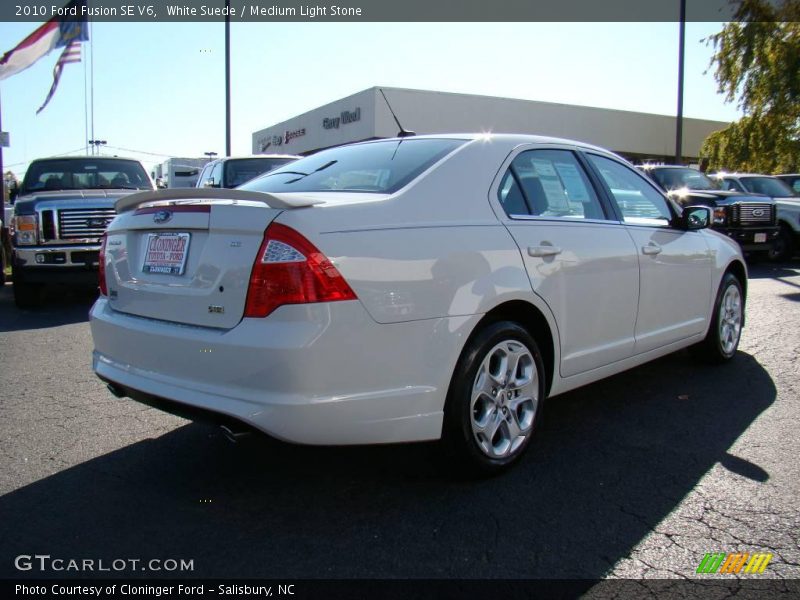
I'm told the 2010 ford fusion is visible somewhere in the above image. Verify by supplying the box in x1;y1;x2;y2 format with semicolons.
90;134;747;474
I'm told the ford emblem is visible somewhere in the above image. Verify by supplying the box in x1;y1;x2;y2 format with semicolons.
752;209;764;217
153;210;172;224
86;218;107;228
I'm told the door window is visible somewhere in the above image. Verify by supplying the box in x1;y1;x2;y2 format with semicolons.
588;155;673;225
497;149;606;220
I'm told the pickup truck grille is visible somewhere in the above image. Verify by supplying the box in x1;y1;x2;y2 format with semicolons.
57;208;116;240
730;203;775;226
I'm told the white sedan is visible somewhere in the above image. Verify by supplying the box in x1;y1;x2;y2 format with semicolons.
90;134;746;474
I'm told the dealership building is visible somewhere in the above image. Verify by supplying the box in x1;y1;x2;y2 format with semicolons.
252;86;728;164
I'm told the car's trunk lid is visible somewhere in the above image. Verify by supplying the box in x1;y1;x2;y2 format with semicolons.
104;190;323;329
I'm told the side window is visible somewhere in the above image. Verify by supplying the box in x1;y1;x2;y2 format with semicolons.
587;155;672;225
210;162;223;187
722;178;745;192
497;149;605;220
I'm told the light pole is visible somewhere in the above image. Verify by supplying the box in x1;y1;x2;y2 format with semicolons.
204;151;218;161
88;139;107;155
675;0;686;164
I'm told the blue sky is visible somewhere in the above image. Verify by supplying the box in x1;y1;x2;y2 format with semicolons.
0;21;741;178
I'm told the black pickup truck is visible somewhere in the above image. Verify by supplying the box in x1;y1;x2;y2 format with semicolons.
9;156;154;308
638;165;779;254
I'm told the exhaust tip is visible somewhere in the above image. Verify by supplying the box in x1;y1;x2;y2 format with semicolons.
220;424;252;444
106;383;126;398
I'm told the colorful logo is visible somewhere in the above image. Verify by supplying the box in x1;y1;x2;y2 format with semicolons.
697;552;773;574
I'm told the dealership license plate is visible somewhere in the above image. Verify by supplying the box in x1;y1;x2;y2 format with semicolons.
754;233;767;243
143;232;191;275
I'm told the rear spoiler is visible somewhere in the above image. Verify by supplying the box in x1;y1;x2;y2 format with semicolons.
115;188;325;213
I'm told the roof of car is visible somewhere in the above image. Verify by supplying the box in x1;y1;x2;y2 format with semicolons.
356;133;617;155
711;172;782;179
637;164;696;170
30;155;141;162
206;154;301;163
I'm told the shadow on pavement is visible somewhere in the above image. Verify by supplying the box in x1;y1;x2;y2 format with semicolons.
0;283;95;332
0;351;775;579
746;261;799;280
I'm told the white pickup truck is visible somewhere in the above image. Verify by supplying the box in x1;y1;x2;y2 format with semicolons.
9;156;154;307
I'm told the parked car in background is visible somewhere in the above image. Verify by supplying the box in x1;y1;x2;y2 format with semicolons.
91;134;747;475
639;164;779;256
10;156;154;308
0;214;5;286
196;155;299;189
776;174;800;195
713;173;800;261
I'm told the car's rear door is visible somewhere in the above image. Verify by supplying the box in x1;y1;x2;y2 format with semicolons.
494;146;640;378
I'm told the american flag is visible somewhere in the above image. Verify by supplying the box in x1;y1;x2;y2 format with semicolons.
36;40;82;114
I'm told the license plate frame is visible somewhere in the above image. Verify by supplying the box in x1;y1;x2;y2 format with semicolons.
142;232;191;275
754;233;767;243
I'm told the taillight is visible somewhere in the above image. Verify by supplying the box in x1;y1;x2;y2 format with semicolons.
98;234;108;296
244;223;356;318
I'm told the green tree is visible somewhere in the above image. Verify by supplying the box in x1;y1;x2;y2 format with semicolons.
701;1;800;173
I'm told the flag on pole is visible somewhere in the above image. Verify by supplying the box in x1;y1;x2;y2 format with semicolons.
36;41;82;114
0;0;88;82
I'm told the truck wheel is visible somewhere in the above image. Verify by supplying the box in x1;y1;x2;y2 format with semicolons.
12;268;44;309
441;321;546;476
690;272;744;364
768;224;795;262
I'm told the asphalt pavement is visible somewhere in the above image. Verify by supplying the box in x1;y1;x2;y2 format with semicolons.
0;263;798;583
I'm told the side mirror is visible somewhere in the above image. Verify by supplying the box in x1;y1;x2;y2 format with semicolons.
8;182;19;204
203;177;216;188
680;205;711;230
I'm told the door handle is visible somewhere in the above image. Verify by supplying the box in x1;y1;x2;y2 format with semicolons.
642;243;662;255
528;245;562;257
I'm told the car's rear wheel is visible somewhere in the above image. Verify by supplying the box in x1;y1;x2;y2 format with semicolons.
768;224;794;262
442;321;545;476
690;272;744;363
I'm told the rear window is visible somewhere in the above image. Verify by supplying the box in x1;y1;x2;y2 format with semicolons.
650;168;719;191
225;157;296;187
21;159;152;194
239;139;465;195
741;176;795;197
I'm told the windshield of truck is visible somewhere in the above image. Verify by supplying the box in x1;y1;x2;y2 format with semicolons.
239;139;466;194
226;157;297;187
21;159;153;194
741;176;796;197
651;168;719;191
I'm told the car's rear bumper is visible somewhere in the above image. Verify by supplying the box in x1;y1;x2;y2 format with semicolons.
90;298;477;445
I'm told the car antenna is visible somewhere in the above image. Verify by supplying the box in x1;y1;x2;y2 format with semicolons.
379;88;415;138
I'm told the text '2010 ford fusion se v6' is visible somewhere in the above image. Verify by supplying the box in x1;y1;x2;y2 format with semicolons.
89;134;747;475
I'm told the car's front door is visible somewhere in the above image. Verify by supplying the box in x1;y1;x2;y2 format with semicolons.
586;154;713;354
495;147;640;378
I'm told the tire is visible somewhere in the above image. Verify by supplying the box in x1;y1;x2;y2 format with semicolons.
690;272;744;363
442;321;546;476
768;224;795;262
12;267;44;309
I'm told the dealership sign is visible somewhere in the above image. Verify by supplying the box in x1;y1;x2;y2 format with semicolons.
258;127;306;151
323;107;361;130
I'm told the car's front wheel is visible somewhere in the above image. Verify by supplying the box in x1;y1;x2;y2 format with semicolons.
768;224;795;262
442;321;546;476
690;272;744;363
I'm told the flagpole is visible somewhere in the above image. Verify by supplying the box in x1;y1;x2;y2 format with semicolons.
89;15;95;155
84;42;89;155
0;87;5;201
